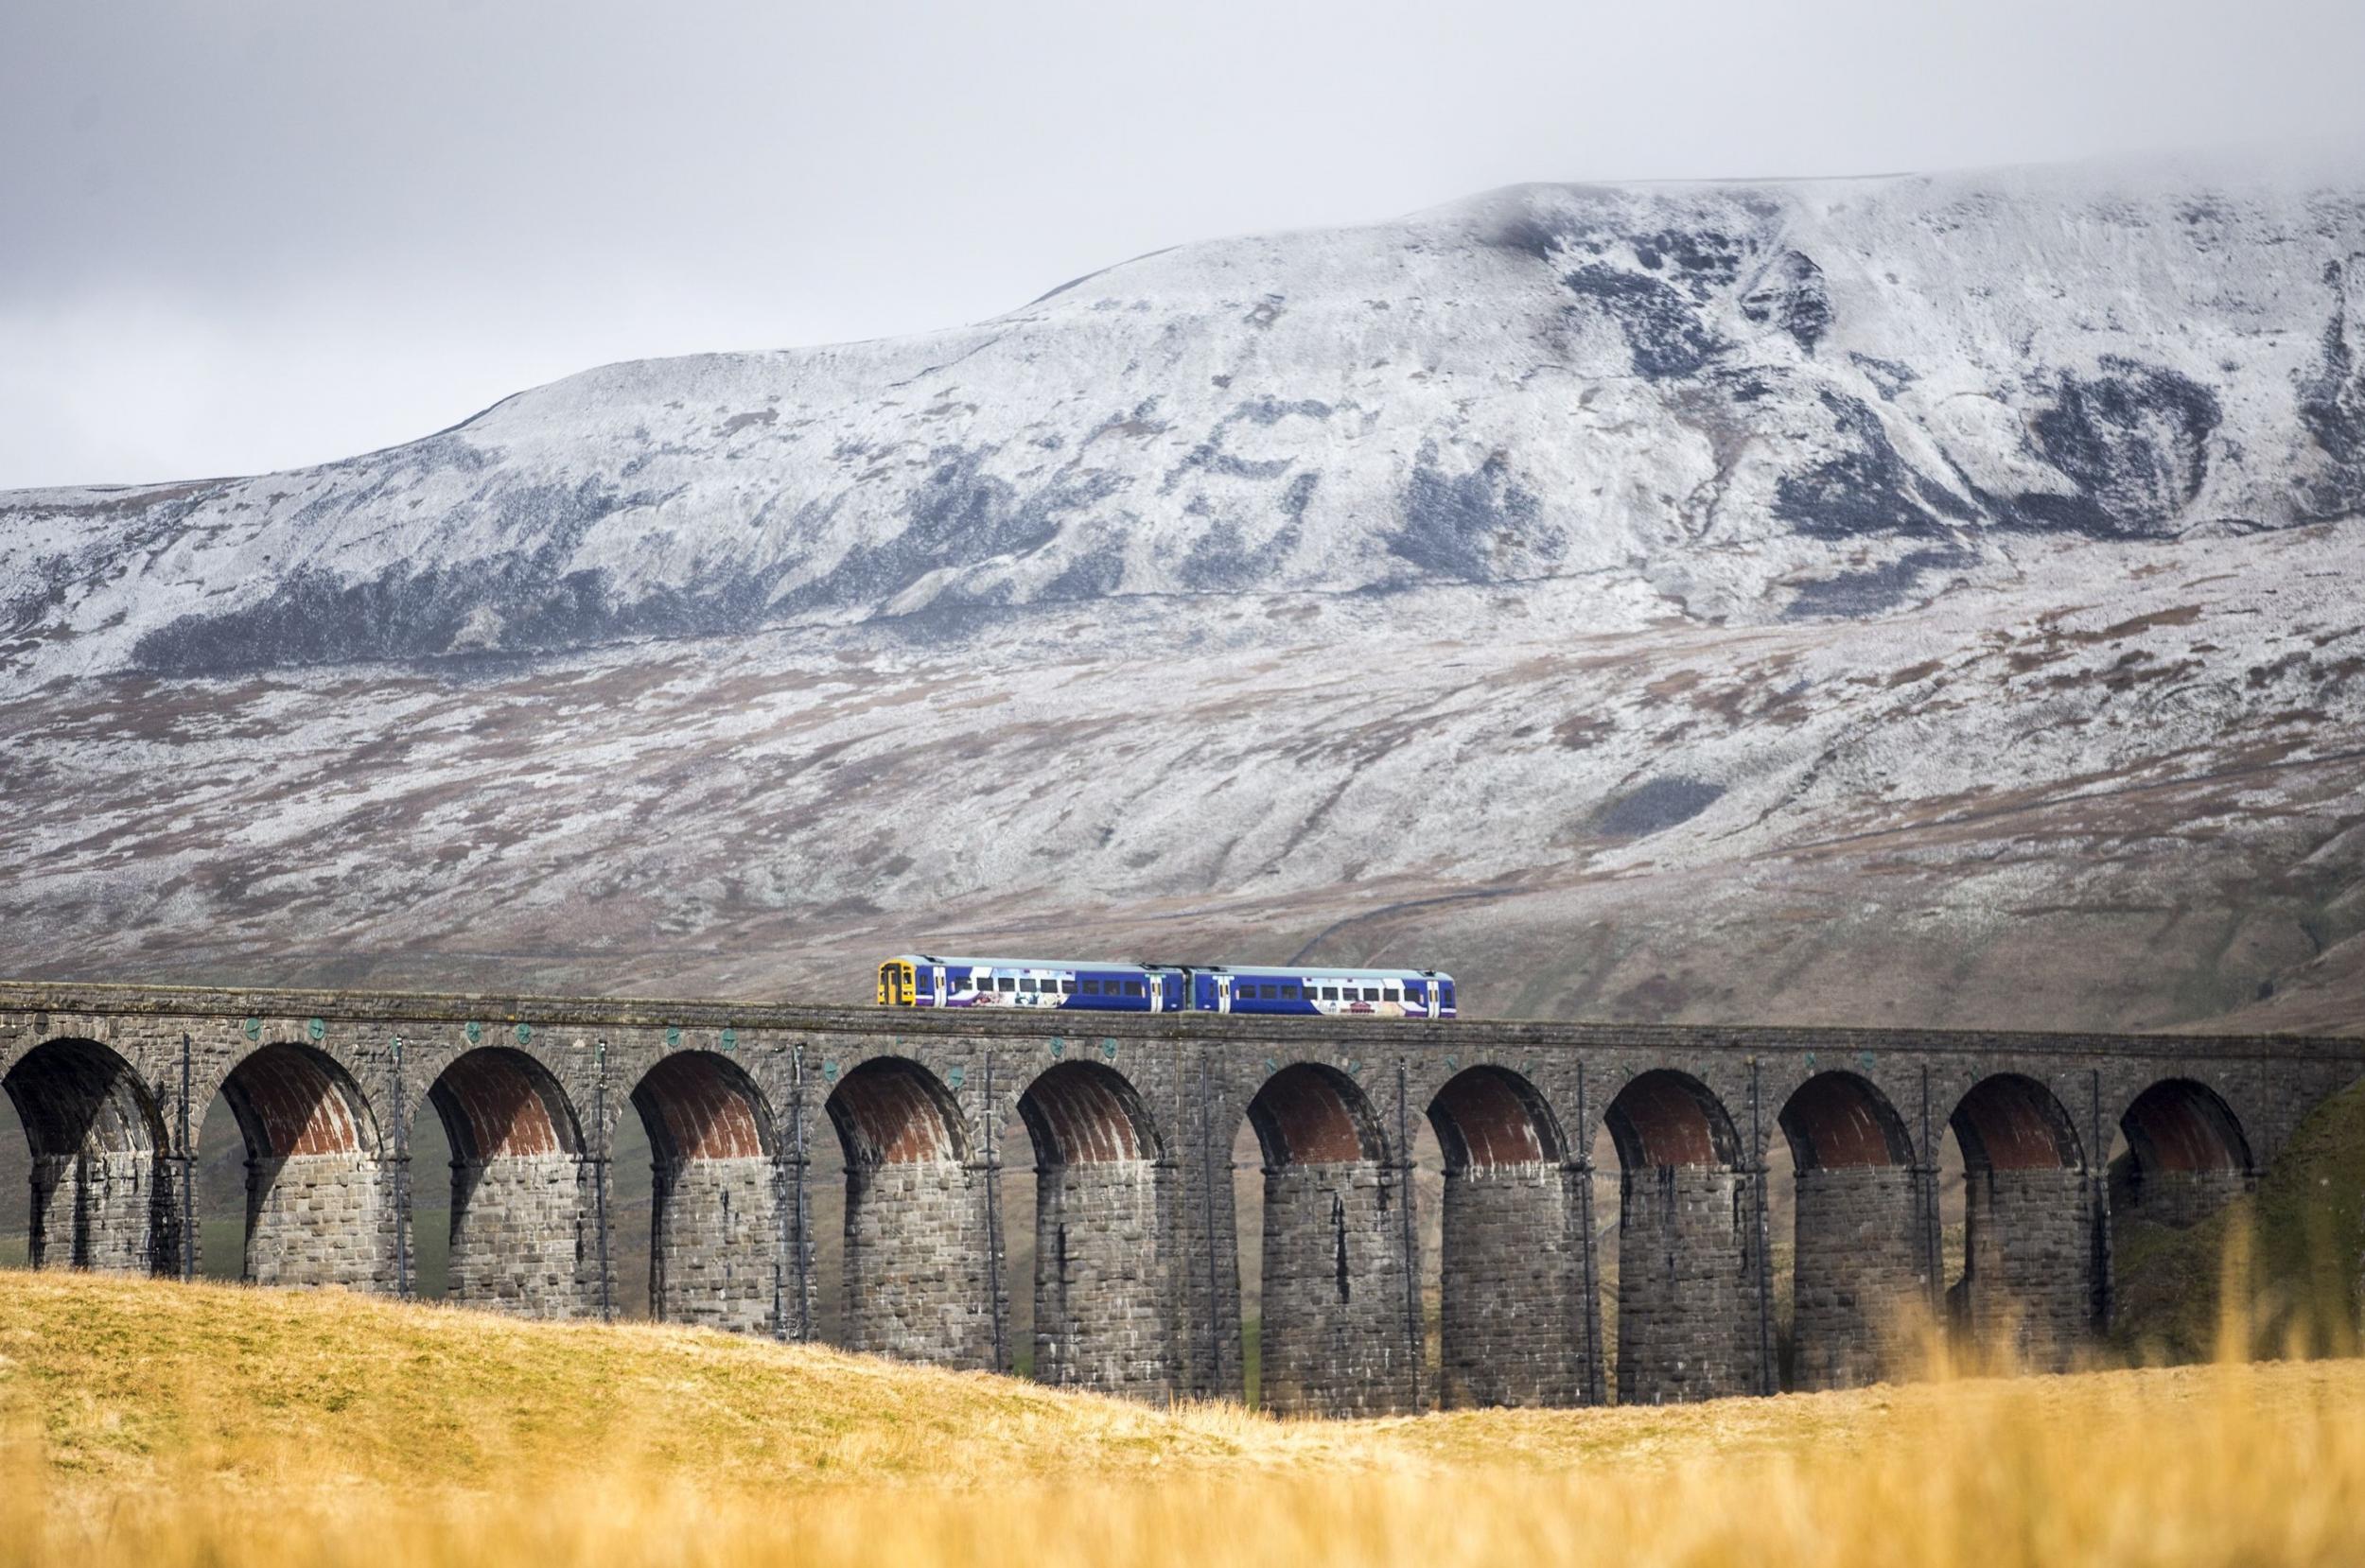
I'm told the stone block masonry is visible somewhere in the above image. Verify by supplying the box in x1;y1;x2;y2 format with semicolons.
243;1152;395;1290
1;983;2356;1411
1258;1159;1417;1417
1616;1165;1753;1404
1791;1165;1926;1390
1960;1167;2094;1371
651;1155;778;1333
447;1155;593;1317
29;1150;182;1274
1438;1163;1582;1408
1032;1159;1175;1398
843;1159;997;1368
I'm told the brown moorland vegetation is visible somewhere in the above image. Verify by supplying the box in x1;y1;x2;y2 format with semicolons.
2;1259;2362;1567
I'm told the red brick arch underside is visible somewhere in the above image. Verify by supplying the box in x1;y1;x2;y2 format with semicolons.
2121;1078;2250;1174
1779;1071;1913;1170
427;1047;582;1160
219;1044;374;1158
2;1037;164;1159
631;1052;771;1162
1951;1074;2082;1172
827;1057;967;1166
1605;1069;1740;1170
1247;1062;1383;1167
1019;1060;1161;1166
1428;1066;1564;1170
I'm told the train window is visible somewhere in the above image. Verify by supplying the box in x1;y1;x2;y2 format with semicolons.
999;976;1017;992
1361;986;1380;1002
1020;978;1039;993
1322;986;1339;1001
1124;980;1144;997
1281;984;1299;999
1060;979;1077;994
1383;986;1401;1002
1082;979;1101;994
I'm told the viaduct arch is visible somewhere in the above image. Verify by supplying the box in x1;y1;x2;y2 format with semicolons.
630;1050;779;1333
2114;1078;2252;1229
1950;1072;2090;1369
1;983;2355;1414
1018;1059;1173;1398
1427;1065;1577;1409
1245;1062;1410;1416
1780;1071;1922;1389
825;1055;995;1368
426;1045;591;1317
211;1042;393;1290
3;1036;178;1274
1604;1069;1755;1404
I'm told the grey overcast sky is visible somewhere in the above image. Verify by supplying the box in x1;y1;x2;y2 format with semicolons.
5;0;2363;491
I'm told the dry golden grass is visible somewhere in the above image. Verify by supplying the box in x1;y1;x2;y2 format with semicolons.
2;1265;2362;1566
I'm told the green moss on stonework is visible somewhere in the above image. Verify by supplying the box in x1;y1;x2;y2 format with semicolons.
2110;1079;2365;1365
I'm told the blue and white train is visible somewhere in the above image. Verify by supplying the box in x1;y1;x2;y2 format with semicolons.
875;956;1456;1019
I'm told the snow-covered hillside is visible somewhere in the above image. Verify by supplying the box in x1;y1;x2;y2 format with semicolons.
4;161;2362;1031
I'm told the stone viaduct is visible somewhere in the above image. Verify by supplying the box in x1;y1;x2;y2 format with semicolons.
2;981;2356;1414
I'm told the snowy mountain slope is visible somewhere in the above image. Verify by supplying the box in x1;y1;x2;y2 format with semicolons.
2;160;2362;1029
9;163;2365;683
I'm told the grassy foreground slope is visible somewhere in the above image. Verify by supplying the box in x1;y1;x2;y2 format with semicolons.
3;1273;2365;1566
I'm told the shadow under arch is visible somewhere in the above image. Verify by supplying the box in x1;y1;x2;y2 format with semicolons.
1428;1065;1566;1171
628;1051;780;1334
1019;1059;1164;1167
1778;1071;1924;1390
215;1042;393;1291
2114;1077;2252;1230
1243;1062;1413;1417
421;1046;589;1319
3;1037;177;1274
1602;1069;1755;1404
823;1056;993;1369
1947;1073;2091;1371
1426;1065;1581;1410
827;1056;968;1168
1017;1060;1173;1397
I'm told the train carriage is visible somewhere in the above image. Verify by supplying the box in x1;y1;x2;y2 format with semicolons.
877;956;1185;1012
877;955;1453;1019
1188;965;1454;1019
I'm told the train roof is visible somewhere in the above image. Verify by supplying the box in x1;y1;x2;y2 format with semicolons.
886;954;1448;979
887;955;1151;970
1191;964;1450;979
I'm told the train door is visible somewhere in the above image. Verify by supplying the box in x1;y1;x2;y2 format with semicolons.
1147;971;1164;1014
1215;973;1233;1014
931;966;946;1007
